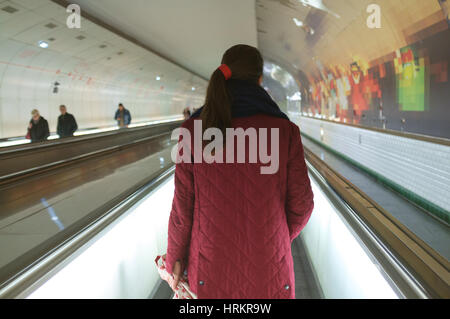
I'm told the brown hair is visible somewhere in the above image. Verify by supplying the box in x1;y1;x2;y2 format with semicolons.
200;44;263;138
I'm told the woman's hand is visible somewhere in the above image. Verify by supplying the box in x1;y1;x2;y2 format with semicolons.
162;254;182;292
170;260;182;291
28;123;32;129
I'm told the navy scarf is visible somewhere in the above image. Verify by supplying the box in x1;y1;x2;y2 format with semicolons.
191;79;289;121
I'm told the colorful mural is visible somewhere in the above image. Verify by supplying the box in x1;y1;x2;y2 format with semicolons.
395;46;427;112
301;28;450;138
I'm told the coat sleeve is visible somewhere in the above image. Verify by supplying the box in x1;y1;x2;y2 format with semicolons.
43;120;50;140
285;124;314;243
57;116;62;136
71;115;78;133
165;129;194;274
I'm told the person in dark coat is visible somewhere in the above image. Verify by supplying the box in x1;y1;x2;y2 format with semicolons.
114;103;132;128
165;45;314;299
57;105;78;138
28;109;50;143
183;107;191;120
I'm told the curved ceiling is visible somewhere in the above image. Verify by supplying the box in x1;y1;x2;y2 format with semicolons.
59;0;448;87
66;0;259;80
0;0;208;137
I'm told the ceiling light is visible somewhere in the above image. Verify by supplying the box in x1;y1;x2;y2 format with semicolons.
289;92;302;101
156;76;161;81
191;87;196;91
293;18;303;27
297;0;340;19
38;41;49;49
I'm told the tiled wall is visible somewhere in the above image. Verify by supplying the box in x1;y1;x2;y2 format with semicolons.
0;0;207;138
295;115;450;215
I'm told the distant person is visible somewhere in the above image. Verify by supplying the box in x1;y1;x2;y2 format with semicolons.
27;109;50;143
114;103;132;128
57;105;78;138
183;107;191;120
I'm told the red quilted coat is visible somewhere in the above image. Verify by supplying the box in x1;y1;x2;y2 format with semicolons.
166;114;314;299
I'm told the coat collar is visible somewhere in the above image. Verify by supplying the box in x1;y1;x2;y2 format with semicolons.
191;79;289;121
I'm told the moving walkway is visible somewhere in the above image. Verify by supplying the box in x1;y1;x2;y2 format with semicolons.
0;119;448;298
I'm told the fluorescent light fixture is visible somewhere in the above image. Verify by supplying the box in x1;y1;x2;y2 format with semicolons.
297;0;341;19
191;87;196;91
289;92;302;101
156;76;161;81
38;41;49;48
293;18;303;27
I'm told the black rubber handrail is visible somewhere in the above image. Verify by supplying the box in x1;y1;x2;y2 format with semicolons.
0;120;182;181
304;147;449;298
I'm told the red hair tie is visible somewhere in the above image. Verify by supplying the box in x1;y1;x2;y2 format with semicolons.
218;64;232;80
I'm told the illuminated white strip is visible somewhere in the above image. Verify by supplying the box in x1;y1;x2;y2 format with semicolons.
302;175;399;298
0;116;183;148
27;176;175;299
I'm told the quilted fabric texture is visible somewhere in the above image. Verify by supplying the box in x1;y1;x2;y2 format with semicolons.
166;114;314;299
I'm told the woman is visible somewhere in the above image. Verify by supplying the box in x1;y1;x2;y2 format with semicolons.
166;45;314;299
27;109;50;143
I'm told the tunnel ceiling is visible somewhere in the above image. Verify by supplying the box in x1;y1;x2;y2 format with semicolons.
66;0;447;86
67;0;259;80
256;0;447;77
0;0;209;138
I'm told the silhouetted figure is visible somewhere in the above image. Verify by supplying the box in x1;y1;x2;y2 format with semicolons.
28;109;49;143
57;105;78;138
183;107;191;120
114;103;132;128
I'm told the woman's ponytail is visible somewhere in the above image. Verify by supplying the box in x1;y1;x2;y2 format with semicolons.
200;67;232;139
200;45;263;142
